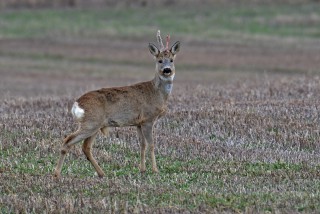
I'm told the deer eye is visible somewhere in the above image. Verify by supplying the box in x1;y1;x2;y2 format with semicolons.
158;60;163;63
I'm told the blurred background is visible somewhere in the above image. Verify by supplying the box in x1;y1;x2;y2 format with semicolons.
0;0;320;99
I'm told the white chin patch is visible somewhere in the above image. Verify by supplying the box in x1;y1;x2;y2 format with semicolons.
71;102;84;119
160;73;175;81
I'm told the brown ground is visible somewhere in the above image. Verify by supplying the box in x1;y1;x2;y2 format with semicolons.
0;37;319;100
2;35;320;212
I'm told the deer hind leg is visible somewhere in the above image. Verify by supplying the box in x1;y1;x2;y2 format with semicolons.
137;126;147;173
82;132;105;177
141;123;158;173
54;127;98;178
100;126;109;136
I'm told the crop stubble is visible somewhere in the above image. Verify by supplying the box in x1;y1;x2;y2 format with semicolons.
1;35;320;212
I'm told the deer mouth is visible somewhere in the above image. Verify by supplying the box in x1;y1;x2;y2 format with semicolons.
162;68;172;76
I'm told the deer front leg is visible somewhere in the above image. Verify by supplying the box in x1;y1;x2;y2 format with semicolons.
137;126;147;173
141;123;158;173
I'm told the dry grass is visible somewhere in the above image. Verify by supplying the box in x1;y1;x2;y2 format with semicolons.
1;74;320;213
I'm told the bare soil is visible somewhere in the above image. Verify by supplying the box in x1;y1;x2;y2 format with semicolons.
0;37;319;99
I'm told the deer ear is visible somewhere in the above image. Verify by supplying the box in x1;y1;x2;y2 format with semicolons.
170;41;180;55
148;43;160;56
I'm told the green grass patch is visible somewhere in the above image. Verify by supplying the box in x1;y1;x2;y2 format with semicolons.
1;3;320;40
2;135;320;212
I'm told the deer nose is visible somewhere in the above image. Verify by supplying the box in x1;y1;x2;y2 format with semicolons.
163;68;172;75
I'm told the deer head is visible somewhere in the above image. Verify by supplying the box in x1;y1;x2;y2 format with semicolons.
148;30;180;82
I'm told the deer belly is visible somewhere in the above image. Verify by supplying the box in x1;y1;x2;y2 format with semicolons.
105;112;146;127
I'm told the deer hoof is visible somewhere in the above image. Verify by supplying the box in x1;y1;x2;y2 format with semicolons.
139;165;146;173
139;164;146;173
53;171;61;179
98;172;105;178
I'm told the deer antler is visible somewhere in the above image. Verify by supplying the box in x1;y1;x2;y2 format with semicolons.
166;34;170;50
157;30;165;51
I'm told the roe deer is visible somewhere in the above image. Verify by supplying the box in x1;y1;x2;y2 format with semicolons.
53;30;180;178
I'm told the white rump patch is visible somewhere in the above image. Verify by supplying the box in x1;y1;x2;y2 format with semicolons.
71;102;84;119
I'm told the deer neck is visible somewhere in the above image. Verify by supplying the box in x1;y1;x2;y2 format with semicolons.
152;72;174;100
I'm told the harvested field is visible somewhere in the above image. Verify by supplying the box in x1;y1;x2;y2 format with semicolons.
1;2;320;213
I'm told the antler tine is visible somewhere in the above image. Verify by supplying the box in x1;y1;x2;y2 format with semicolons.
166;34;170;50
157;30;164;51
